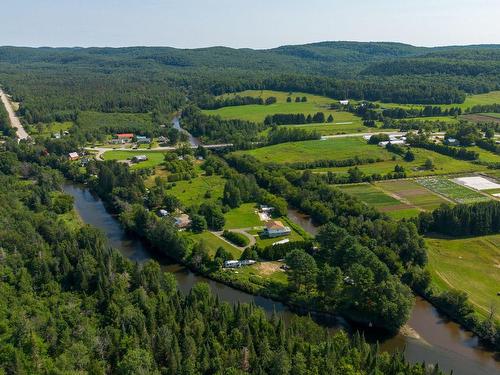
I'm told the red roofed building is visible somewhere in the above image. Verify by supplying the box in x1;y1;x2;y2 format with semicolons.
116;133;134;139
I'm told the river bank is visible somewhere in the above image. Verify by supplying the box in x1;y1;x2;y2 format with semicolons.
64;182;500;375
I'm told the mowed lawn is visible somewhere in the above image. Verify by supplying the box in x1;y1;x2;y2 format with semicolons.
102;150;167;169
238;137;393;163
377;179;450;211
224;203;262;229
185;231;241;259
338;183;420;219
426;234;500;320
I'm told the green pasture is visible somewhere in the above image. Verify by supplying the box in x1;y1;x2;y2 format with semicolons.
165;174;226;207
426;234;500;320
237;137;393;164
204;90;366;124
231;261;288;286
310;147;487;177
467;146;500;163
375;91;500;111
102;150;167;169
417;176;490;204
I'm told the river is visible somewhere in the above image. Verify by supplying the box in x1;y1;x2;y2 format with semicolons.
172;116;201;147
64;183;499;375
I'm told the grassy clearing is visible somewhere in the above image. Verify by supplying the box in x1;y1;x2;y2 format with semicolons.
186;231;241;259
377;179;449;211
311;147;486;177
467;146;500;163
224;203;262;229
417;176;490;204
426;234;500;320
30;121;73;137
102;150;167;169
232;261;288;286
165;174;225;206
337;183;420;219
238;137;393;164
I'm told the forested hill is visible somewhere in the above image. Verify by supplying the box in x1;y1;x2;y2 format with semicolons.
1;41;500;123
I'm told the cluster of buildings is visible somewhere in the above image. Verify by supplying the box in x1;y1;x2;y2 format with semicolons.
110;133;152;145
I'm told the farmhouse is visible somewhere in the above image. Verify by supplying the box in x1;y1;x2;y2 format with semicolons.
264;220;291;238
339;99;349;105
132;155;148;163
68;152;79;161
115;133;134;141
444;138;460;146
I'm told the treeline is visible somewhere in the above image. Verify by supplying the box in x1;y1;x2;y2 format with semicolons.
417;201;500;237
0;99;15;137
198;94;266;109
181;106;264;144
0;157;444;374
382;105;462;119
264;112;330;125
267;127;321;145
407;133;479;160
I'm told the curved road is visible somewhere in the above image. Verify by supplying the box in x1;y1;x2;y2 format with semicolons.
0;89;28;141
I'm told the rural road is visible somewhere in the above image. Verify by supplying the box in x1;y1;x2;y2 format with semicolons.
86;143;234;160
0;89;29;141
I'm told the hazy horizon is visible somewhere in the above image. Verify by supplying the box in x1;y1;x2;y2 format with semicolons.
1;0;498;49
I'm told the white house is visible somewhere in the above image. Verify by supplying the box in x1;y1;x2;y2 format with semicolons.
339;100;349;105
224;260;240;268
264;220;291;238
378;141;390;147
132;155;148;163
444;138;460;146
68;152;79;161
158;209;169;217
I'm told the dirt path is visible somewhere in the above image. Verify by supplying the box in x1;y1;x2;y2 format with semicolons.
0;89;28;140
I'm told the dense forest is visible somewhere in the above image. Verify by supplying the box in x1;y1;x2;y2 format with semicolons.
1;42;500;126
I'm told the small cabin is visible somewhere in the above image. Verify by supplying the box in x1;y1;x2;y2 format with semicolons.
68;152;79;161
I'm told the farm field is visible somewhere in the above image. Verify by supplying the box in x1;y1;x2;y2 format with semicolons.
376;179;450;210
102;150;167;169
310;147;486;177
417;176;490;204
164;174;225;206
224;203;263;229
203;90;374;128
426;234;500;320
375;90;500;111
237;137;393;163
338;183;420;219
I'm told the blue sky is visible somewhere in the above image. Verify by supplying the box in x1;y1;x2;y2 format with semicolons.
1;0;499;48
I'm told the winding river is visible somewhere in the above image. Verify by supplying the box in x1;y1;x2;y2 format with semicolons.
64;183;499;375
